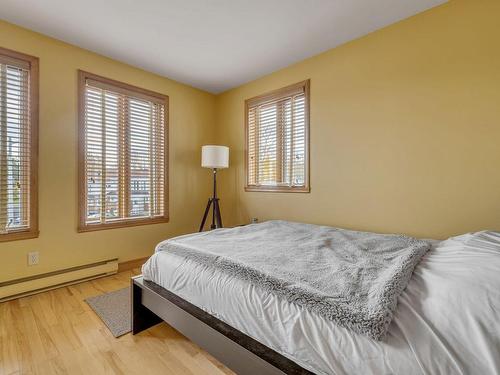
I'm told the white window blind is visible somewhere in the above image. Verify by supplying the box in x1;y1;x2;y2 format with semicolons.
79;72;168;230
246;80;309;192
0;49;37;240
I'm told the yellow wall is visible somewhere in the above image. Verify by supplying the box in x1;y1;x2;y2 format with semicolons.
0;21;216;282
215;0;500;239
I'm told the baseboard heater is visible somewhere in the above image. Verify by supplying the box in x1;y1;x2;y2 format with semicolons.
0;258;118;302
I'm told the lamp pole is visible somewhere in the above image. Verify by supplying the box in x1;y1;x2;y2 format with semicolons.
211;168;217;229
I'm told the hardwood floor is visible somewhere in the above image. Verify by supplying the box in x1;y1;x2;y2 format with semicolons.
0;269;234;375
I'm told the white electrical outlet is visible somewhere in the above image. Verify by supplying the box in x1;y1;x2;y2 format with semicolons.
28;251;39;266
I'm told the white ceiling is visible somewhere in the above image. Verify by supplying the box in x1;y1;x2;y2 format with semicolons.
0;0;446;93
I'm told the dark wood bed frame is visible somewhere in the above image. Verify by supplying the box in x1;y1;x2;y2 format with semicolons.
131;275;314;375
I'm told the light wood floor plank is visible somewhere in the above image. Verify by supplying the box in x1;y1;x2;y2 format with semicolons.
0;269;234;375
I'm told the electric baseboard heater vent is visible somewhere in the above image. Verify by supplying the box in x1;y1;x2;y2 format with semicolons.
0;258;118;302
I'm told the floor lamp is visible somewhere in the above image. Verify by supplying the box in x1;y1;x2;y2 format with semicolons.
199;145;229;231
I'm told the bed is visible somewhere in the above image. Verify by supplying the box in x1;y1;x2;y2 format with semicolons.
133;221;500;375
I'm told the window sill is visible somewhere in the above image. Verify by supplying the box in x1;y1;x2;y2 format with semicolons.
244;186;310;193
78;216;169;233
0;229;39;242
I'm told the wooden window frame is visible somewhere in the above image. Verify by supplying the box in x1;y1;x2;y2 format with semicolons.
244;80;310;193
0;47;39;242
77;70;169;232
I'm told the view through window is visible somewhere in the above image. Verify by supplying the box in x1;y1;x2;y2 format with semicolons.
78;71;168;231
0;48;38;241
245;80;309;192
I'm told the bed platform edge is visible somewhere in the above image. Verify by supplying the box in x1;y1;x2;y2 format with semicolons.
131;275;313;375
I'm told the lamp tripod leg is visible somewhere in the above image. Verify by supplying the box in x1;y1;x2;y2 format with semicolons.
214;198;223;228
199;198;212;232
200;167;224;232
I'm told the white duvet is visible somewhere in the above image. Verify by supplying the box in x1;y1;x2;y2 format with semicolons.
142;230;500;375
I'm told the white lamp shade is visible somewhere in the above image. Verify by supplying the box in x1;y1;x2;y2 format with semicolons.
201;145;229;169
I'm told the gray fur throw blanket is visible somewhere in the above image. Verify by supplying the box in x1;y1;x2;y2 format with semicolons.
155;220;431;340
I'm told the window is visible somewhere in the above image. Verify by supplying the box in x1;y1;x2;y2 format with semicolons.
245;80;310;192
78;71;168;231
0;47;38;242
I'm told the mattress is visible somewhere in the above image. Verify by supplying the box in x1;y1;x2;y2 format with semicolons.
142;229;500;375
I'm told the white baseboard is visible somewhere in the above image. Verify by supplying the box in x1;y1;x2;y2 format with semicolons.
0;258;118;302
